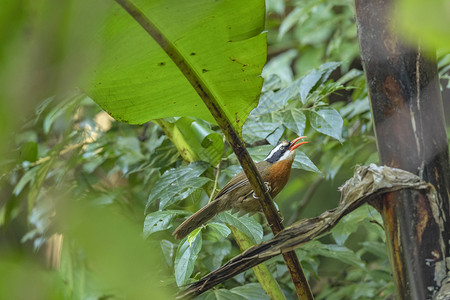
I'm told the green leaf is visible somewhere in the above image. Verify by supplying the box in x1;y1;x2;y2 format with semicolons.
269;77;303;108
331;217;359;246
197;289;247;300
202;240;232;271
13;167;39;196
187;227;203;246
43;103;66;135
243;112;281;145
251;85;295;115
262;49;297;85
309;107;343;141
42;93;83;134
278;7;302;40
207;222;231;239
116;136;146;170
359;241;388;259
19;142;38;163
160;239;175;267
146;139;181;169
174;232;202;286
164;177;210;210
365;269;392;282
299;70;323;104
339;97;370;119
266;128;285;147
218;212;263;244
311;242;365;269
13;159;53;212
294;249;320;279
317;285;358;300
266;0;284;14
191;121;214;148
282;108;306;136
244;76;310;145
299;62;341;103
143;210;188;238
146;161;211;211
332;205;377;245
337;68;364;85
83;0;266;133
174;117;224;166
231;283;270;300
292;151;321;174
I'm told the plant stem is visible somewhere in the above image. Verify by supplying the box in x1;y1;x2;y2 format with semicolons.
154;119;198;163
230;226;286;300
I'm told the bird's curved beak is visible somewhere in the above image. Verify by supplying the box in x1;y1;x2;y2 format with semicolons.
289;136;308;151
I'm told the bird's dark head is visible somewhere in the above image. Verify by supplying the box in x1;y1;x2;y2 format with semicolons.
264;136;308;163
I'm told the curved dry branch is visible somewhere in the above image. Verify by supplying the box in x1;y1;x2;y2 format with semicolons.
179;164;438;298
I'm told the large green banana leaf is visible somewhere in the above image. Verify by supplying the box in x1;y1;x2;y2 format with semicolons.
82;0;266;133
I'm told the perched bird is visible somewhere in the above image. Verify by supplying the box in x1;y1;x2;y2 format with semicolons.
172;136;308;239
178;165;407;298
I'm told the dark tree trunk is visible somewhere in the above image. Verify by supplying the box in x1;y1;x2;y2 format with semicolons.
354;0;450;298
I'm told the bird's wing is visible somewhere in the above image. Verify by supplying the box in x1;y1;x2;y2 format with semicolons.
214;176;249;199
214;161;271;200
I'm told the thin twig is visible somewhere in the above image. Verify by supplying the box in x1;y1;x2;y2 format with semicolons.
208;162;221;203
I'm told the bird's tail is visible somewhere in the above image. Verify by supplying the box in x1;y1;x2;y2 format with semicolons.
173;200;226;239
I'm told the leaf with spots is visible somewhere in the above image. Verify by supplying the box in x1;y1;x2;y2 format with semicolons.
82;0;266;134
143;210;190;238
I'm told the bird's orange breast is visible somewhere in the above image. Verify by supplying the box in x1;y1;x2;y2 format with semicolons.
265;159;294;197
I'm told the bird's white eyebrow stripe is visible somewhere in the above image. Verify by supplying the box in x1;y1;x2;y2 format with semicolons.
265;144;283;161
265;140;291;162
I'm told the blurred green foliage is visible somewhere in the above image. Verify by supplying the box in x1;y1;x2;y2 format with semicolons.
395;0;450;51
1;0;449;299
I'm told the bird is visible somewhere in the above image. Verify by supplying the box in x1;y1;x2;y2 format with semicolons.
178;165;413;298
172;136;308;239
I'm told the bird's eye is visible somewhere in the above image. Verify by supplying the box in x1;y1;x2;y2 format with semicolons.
280;146;286;151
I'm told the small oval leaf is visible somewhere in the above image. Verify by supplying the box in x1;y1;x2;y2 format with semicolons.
174;232;202;286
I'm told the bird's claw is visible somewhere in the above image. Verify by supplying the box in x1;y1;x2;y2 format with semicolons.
252;182;272;199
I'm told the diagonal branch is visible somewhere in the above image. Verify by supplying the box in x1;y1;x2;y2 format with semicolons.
113;0;312;298
178;164;439;297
